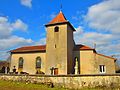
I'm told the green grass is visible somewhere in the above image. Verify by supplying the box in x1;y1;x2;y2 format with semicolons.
0;80;119;90
0;80;68;90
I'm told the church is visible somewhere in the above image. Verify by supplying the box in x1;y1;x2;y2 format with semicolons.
10;11;116;75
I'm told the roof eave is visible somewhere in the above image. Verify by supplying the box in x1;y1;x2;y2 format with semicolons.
74;49;95;51
11;50;46;53
45;21;76;31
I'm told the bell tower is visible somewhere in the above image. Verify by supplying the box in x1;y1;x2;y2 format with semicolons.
45;11;76;75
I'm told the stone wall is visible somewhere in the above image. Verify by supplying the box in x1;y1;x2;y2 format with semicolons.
0;74;120;89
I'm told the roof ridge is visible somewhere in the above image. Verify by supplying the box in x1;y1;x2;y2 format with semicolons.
74;44;94;51
76;44;93;49
19;45;46;48
97;53;116;60
10;45;46;53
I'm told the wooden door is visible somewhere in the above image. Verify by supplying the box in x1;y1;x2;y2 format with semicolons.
54;68;58;75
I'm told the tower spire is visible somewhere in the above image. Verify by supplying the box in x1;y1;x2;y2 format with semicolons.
60;0;62;12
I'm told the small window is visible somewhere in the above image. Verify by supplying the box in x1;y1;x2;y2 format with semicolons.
99;65;106;73
54;26;59;32
18;57;24;68
36;57;41;68
55;44;56;48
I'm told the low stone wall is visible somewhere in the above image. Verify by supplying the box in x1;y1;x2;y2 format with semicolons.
0;74;120;89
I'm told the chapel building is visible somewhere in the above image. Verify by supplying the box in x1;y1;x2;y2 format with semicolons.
10;11;116;75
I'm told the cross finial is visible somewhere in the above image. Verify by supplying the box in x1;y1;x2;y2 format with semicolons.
60;3;62;11
60;0;62;11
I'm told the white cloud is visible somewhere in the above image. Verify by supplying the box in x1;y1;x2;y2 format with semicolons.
20;0;32;8
74;25;120;55
98;43;120;54
35;38;46;45
0;16;28;39
0;17;12;39
0;36;33;51
0;16;33;60
0;16;8;23
85;0;120;34
0;52;10;60
73;0;120;57
74;26;83;35
82;0;120;56
74;29;113;46
12;19;28;31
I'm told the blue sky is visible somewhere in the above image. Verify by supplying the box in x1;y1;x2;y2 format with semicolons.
0;0;120;60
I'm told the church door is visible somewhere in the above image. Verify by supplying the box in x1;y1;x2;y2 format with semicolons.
54;68;58;75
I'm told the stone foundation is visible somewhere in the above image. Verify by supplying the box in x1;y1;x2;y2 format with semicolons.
0;74;120;89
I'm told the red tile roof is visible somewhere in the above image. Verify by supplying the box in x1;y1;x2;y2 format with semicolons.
10;45;46;53
74;45;115;60
48;11;68;25
10;45;115;61
10;44;94;53
97;53;116;60
45;11;76;31
74;44;94;51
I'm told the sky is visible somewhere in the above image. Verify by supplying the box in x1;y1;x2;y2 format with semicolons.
0;0;120;61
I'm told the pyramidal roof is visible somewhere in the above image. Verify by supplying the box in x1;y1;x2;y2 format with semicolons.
45;11;76;31
48;11;68;24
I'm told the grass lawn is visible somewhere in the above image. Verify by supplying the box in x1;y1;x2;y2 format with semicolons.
0;80;68;90
0;80;118;90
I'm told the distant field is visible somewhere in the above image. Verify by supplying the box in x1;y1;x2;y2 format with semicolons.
0;80;68;90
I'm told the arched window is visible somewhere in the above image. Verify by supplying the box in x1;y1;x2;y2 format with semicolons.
54;26;59;32
36;57;41;68
18;57;24;68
